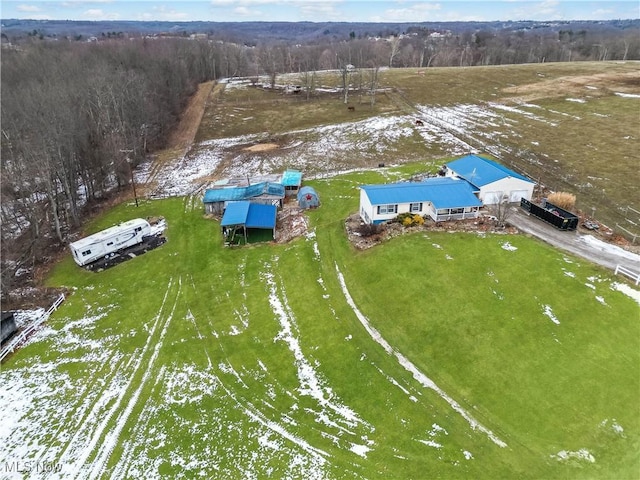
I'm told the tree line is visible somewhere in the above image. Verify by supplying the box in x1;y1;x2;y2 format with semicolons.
1;23;638;298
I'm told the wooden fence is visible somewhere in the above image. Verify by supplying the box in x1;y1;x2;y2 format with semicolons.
0;293;65;362
614;265;640;286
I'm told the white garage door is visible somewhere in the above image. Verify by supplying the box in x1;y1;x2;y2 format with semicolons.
483;191;501;204
509;190;528;203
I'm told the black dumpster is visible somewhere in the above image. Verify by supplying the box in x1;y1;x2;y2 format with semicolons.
520;198;579;231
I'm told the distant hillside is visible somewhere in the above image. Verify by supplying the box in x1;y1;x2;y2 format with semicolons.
2;18;638;44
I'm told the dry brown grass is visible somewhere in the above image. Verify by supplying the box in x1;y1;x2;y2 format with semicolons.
547;192;577;210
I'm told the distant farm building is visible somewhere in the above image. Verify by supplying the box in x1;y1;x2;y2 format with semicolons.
445;155;535;204
203;182;285;215
221;201;277;245
359;177;482;224
281;170;303;197
297;186;320;209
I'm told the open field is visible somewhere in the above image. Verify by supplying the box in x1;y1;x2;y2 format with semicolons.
2;63;639;479
182;61;640;239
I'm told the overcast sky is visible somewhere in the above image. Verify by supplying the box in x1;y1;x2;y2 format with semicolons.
2;0;638;23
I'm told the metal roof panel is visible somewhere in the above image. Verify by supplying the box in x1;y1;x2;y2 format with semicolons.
361;178;482;209
446;155;534;186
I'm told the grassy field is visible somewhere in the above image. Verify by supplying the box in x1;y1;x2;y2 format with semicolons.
2;162;639;479
3;63;639;479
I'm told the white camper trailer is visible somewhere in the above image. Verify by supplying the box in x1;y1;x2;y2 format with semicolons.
69;218;152;266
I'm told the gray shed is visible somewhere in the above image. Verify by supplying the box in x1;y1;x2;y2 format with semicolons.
297;186;320;209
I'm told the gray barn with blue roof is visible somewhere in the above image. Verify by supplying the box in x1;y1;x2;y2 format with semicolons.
359;177;483;224
445;155;535;204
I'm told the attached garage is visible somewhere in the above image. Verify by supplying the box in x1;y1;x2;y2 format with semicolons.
445;155;535;205
509;189;529;203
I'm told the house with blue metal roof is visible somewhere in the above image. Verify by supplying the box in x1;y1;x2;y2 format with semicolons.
221;201;277;244
359;177;483;224
203;182;285;215
445;155;535;204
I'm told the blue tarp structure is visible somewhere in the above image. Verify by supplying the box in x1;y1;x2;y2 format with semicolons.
203;182;285;203
281;170;303;188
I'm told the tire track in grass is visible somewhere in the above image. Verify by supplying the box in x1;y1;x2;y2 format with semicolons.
261;260;375;457
109;365;167;480
335;264;508;449
215;371;331;468
53;277;179;478
32;311;128;467
87;277;182;479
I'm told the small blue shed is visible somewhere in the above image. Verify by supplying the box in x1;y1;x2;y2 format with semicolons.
281;170;303;197
297;186;320;209
221;201;277;245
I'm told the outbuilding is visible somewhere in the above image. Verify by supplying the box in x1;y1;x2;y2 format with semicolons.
221;201;277;245
203;182;285;215
281;170;303;197
297;186;320;209
445;155;535;204
359;177;482;224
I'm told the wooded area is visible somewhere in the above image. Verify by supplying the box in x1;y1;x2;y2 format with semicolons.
1;21;639;299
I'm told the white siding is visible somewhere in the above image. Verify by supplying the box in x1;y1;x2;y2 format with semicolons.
480;178;534;204
359;189;375;224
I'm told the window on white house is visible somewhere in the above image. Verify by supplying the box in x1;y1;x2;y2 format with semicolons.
377;204;397;215
410;203;423;212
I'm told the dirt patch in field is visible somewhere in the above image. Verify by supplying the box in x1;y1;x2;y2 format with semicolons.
276;202;309;243
244;143;280;152
503;70;640;103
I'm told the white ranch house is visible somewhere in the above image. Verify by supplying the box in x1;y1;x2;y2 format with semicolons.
445;155;535;204
359;177;483;224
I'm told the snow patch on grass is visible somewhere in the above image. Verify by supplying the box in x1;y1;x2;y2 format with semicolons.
615;92;640;98
612;282;640;305
542;305;560;325
551;449;595;463
501;242;517;251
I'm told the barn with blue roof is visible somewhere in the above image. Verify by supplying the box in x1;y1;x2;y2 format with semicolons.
359;177;483;224
221;201;277;245
445;155;535;204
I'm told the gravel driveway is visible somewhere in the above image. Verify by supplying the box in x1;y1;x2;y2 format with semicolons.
507;206;640;274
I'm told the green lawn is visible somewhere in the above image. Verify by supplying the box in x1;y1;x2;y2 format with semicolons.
3;165;638;479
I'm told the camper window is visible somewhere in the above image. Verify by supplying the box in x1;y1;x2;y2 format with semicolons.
82;250;91;256
135;227;142;232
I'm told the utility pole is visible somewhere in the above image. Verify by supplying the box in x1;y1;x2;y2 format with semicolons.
120;149;138;207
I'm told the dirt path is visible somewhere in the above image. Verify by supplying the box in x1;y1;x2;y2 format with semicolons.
508;207;640;273
142;81;217;194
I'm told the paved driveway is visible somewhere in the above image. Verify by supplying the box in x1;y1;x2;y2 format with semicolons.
507;206;640;274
